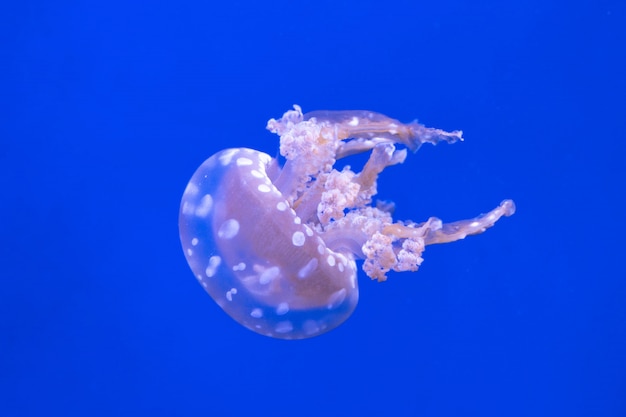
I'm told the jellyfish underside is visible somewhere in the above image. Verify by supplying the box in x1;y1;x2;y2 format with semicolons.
267;105;515;282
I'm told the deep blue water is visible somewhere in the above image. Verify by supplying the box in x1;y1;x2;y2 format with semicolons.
2;1;625;416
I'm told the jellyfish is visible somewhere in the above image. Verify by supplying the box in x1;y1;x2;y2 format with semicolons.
179;105;515;339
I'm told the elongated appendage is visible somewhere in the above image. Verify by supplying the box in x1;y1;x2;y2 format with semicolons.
383;200;516;245
424;199;516;245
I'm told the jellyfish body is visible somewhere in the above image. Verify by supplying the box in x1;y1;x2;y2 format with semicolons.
179;106;515;339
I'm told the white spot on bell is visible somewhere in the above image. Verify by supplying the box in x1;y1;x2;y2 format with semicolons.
236;157;253;166
258;153;271;166
218;219;240;239
181;201;194;215
184;182;199;195
226;287;238;301
232;262;246;271
205;256;221;277
327;288;347;309
276;302;289;315
259;266;280;285
292;231;305;247
303;320;320;336
276;201;287;211
219;149;237;166
297;258;318;279
258;184;271;193
250;308;263;318
275;321;293;334
195;194;213;217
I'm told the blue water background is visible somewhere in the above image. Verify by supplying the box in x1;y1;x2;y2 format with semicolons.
2;1;625;416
